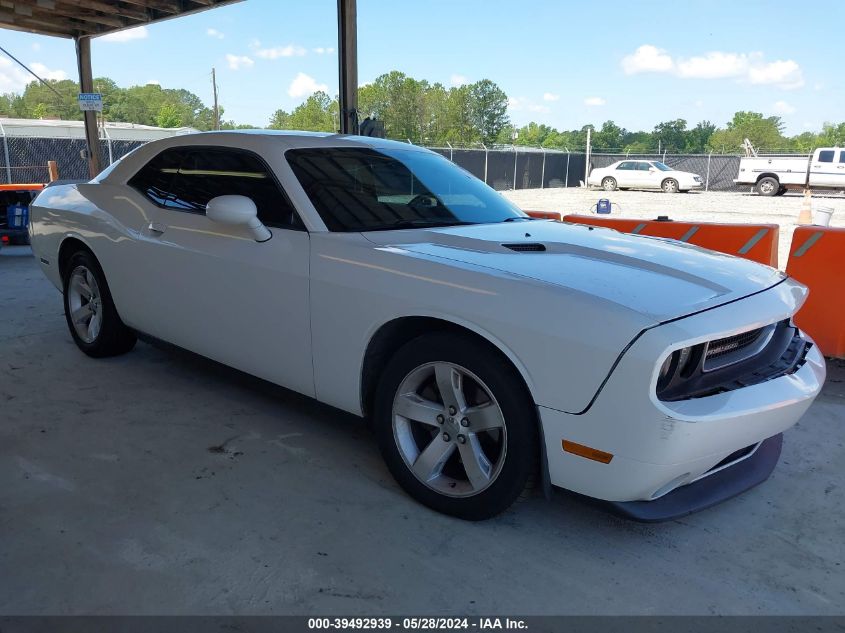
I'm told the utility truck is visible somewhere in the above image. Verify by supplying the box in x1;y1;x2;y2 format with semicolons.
735;139;845;196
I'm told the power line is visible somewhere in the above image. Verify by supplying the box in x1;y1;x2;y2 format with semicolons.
0;44;65;102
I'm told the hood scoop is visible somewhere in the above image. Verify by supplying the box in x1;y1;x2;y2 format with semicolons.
503;242;546;252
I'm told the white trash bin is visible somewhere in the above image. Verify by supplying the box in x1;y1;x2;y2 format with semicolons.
812;205;834;227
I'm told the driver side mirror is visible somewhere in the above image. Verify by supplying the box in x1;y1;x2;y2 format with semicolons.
206;195;271;242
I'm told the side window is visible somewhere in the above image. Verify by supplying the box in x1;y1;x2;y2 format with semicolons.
818;150;835;163
839;151;845;164
127;148;186;206
617;162;634;170
638;162;652;171
129;147;302;229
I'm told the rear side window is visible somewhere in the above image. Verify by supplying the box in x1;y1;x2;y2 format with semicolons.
637;162;651;171
818;150;835;163
617;162;635;170
840;151;845;164
129;147;302;229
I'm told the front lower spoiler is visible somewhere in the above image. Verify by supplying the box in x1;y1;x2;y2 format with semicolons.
605;433;784;523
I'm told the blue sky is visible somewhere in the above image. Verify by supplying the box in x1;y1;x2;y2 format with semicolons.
0;0;841;134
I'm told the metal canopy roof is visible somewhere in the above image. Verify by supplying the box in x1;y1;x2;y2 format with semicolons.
0;0;243;39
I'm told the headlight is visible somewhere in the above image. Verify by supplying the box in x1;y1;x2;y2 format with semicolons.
656;346;697;391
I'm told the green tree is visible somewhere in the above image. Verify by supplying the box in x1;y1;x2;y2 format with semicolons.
685;121;717;153
155;103;182;128
469;79;509;144
653;119;688;153
592;120;626;150
708;111;785;153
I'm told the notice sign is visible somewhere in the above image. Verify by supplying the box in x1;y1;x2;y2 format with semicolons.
78;93;103;112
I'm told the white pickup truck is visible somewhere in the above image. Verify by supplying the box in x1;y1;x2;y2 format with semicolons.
735;145;845;196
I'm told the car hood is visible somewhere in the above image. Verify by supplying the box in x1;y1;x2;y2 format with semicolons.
362;220;785;323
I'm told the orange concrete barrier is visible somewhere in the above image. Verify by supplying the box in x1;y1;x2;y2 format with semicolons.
563;214;780;268
786;226;845;359
525;210;563;221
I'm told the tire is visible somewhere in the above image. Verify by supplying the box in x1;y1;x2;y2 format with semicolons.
373;332;538;520
755;177;780;197
661;178;679;194
62;249;136;358
601;177;617;192
775;186;788;196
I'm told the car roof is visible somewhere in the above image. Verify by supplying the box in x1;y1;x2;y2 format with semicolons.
176;130;422;152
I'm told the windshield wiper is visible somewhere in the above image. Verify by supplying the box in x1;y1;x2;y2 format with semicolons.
501;216;534;222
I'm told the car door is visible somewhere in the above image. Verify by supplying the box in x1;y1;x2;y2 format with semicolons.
835;150;845;188
614;161;637;187
809;149;838;188
126;146;314;397
640;162;664;189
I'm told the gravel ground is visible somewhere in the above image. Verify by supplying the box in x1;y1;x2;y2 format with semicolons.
503;189;845;270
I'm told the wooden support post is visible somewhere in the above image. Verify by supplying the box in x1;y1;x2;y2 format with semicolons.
47;160;59;182
74;36;101;179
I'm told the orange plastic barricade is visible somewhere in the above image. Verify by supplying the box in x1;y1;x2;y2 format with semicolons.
563;215;780;268
525;210;563;221
786;226;845;359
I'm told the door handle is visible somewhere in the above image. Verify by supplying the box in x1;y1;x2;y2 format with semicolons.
147;222;167;234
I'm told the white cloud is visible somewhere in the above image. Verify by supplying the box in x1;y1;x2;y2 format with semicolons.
29;63;67;82
206;28;224;39
31;42;41;51
100;26;148;42
584;96;606;106
146;79;160;85
621;44;804;90
288;72;328;98
622;45;674;74
313;47;335;55
507;96;549;113
0;58;67;93
226;54;254;70
450;74;468;87
543;92;560;102
748;59;803;88
255;44;307;59
773;100;796;114
694;99;704;107
676;52;749;79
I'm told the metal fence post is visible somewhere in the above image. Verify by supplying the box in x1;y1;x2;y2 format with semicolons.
705;152;712;192
103;125;114;165
0;121;11;184
565;150;570;187
512;145;518;190
446;141;453;162
483;143;488;184
540;148;546;189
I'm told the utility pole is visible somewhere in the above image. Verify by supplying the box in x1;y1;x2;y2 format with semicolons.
211;67;220;131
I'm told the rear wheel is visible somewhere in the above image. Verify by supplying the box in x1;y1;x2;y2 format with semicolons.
661;178;679;194
62;250;136;357
374;332;538;520
755;177;780;196
601;177;617;191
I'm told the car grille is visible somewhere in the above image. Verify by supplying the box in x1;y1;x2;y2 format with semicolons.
705;328;765;363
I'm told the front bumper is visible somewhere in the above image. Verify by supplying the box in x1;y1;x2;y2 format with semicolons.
536;280;825;517
606;433;782;522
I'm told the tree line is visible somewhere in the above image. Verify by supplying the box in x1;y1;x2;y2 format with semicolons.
2;71;844;154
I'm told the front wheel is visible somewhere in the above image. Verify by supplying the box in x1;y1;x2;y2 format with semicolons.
601;177;617;191
661;178;679;194
62;249;136;357
373;332;538;520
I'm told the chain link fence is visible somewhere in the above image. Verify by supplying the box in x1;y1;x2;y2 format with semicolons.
1;127;745;193
589;153;743;192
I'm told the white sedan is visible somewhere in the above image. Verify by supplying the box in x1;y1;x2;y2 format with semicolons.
589;159;703;193
29;132;824;521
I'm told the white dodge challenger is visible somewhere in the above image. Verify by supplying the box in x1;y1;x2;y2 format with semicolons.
29;132;824;521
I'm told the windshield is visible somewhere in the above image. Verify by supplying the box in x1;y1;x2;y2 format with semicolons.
652;162;673;171
286;147;526;231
